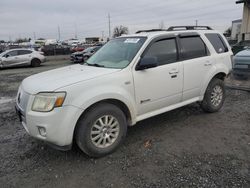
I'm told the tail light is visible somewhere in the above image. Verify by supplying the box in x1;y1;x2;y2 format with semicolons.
230;55;234;68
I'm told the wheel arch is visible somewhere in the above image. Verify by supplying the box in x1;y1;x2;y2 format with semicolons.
73;98;134;142
201;71;228;97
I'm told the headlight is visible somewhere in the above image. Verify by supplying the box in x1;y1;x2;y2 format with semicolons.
32;92;66;112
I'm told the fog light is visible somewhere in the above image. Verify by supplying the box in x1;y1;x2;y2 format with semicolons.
38;127;47;137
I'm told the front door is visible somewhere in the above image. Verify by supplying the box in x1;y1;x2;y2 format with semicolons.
133;37;183;116
2;50;19;67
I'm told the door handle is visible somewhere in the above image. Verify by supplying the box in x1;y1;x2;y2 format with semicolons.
169;70;179;75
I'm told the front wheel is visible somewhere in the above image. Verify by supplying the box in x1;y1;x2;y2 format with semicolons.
75;103;127;157
201;78;225;113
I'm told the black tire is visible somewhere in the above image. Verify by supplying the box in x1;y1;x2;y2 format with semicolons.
75;103;127;157
201;78;225;113
31;59;41;67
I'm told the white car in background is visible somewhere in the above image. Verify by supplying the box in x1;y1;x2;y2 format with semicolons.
0;49;45;68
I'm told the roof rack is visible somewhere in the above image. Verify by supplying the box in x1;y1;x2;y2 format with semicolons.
135;29;168;34
167;26;213;31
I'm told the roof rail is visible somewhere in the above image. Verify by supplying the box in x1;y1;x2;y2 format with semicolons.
167;26;213;31
135;29;167;34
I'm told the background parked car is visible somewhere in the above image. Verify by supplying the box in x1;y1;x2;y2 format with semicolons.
233;49;250;79
232;40;250;55
41;45;71;56
0;48;45;68
70;46;101;63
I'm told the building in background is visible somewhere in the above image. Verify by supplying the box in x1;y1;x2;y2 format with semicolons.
236;0;250;41
231;19;242;40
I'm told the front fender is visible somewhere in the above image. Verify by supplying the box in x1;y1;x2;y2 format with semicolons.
65;85;137;125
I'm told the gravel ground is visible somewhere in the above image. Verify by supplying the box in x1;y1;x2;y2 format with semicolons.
0;59;250;188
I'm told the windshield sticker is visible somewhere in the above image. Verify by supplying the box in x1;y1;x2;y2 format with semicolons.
124;38;140;43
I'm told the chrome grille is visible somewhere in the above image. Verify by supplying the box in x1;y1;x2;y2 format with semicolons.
17;86;30;114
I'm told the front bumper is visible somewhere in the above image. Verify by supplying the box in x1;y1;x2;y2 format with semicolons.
70;55;83;63
232;68;250;77
16;102;83;149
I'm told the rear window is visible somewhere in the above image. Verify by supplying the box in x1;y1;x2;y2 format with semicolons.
205;33;228;53
179;36;208;60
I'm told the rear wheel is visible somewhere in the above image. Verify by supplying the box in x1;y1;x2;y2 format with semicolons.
31;59;41;67
201;78;225;113
75;103;127;157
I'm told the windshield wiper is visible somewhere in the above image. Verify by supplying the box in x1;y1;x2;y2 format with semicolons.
85;63;105;67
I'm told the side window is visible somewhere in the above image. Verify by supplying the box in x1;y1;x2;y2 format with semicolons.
144;38;177;66
205;33;228;53
18;50;32;55
179;36;207;60
6;50;18;57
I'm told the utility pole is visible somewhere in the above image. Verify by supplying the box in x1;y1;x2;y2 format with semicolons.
33;32;36;40
74;24;78;39
101;31;104;40
57;26;61;41
108;13;111;39
195;20;198;26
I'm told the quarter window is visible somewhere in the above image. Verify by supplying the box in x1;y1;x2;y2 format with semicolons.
179;36;207;60
144;38;177;66
205;33;228;53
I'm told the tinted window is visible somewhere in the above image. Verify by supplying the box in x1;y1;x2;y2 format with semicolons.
205;33;228;53
180;36;207;60
6;50;18;57
144;38;177;66
18;50;32;55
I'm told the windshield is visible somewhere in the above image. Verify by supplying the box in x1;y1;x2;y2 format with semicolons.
0;51;7;57
86;37;146;69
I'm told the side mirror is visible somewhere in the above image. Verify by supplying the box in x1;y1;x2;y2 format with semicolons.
243;46;249;50
91;50;94;53
5;54;9;58
136;56;158;71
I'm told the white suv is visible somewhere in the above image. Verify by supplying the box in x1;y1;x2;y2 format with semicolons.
16;26;233;157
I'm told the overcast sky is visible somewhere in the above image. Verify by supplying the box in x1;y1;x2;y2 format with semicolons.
0;0;243;41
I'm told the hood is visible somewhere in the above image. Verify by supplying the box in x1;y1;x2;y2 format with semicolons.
235;49;250;57
22;64;120;94
72;51;85;55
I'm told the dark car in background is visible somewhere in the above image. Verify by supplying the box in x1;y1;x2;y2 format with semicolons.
232;40;250;55
41;45;71;56
70;46;101;63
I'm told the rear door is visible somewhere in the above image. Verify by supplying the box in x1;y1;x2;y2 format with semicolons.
178;34;213;101
17;50;32;65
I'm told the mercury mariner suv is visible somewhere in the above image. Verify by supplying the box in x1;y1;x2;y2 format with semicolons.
16;26;233;157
